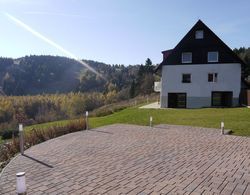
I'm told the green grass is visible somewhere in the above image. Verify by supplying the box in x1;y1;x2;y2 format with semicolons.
25;119;79;131
89;107;250;136
26;107;250;136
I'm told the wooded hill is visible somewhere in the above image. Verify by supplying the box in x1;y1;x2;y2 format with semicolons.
0;55;157;97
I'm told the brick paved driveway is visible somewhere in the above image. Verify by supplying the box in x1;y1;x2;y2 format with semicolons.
0;124;250;195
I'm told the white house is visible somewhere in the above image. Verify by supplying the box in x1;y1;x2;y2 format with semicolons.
155;20;245;108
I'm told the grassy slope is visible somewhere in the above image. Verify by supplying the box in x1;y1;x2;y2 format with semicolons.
27;107;250;136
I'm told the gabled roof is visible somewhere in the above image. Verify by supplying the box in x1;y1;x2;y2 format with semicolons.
155;20;246;72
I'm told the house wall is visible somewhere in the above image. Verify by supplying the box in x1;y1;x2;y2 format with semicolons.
160;63;241;108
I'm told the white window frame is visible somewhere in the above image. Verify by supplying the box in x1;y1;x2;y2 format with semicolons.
208;73;218;83
208;51;219;62
182;52;192;63
195;30;204;39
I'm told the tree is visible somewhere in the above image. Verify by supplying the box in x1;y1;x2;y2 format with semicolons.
129;80;136;98
145;58;152;66
234;47;250;78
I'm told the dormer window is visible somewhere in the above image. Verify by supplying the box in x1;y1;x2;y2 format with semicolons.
182;52;192;63
195;30;204;39
208;51;219;62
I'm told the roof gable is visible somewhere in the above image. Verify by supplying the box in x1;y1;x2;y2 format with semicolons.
156;20;244;71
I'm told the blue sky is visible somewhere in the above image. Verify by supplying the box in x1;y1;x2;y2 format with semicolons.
0;0;249;65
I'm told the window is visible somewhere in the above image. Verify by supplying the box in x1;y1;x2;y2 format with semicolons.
182;74;191;83
208;73;218;82
212;92;233;107
182;52;192;63
195;30;204;39
208;51;218;62
168;93;187;108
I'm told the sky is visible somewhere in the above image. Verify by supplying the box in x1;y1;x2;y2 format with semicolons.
0;0;249;65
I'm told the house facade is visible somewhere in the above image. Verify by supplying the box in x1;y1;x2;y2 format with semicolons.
156;20;244;108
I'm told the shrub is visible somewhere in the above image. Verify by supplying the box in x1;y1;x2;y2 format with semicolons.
1;129;19;140
0;118;86;171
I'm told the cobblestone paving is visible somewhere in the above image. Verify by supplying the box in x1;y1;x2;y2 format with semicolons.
0;124;250;195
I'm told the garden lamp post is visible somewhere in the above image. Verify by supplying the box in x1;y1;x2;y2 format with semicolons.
221;121;224;135
150;116;153;128
19;124;24;155
85;111;89;130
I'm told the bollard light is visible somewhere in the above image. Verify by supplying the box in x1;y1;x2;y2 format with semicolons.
221;121;224;135
16;172;26;194
19;124;24;155
19;124;23;132
85;111;89;130
150;116;153;127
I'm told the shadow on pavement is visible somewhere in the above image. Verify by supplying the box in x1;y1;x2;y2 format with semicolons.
23;154;53;168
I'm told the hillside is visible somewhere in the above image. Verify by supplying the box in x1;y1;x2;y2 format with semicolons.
0;56;80;95
0;55;142;96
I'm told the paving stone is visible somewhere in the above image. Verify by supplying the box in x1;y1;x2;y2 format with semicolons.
0;124;250;195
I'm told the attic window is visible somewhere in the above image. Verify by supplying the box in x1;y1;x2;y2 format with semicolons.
195;30;204;39
182;52;192;63
208;52;219;62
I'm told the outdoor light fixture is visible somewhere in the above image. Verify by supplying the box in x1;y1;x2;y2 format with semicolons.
150;116;153;127
85;111;89;130
19;124;23;132
16;172;26;194
221;121;224;135
19;124;24;155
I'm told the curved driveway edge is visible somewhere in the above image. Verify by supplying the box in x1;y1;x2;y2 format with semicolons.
0;124;250;194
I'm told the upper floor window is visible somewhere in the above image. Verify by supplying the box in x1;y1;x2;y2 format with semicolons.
182;74;191;83
208;73;218;82
195;30;204;39
182;52;192;63
208;51;219;62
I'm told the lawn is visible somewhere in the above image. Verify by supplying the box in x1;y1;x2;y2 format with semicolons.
26;106;250;136
24;119;81;131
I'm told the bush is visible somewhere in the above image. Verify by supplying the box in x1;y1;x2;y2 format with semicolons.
0;118;86;171
1;129;19;140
